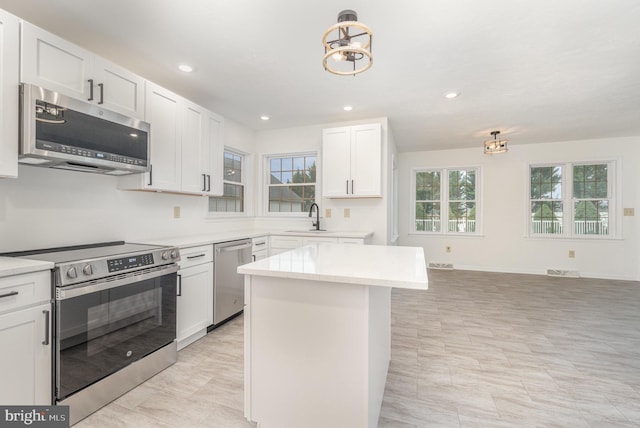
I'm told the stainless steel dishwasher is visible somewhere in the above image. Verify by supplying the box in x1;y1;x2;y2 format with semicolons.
211;238;253;327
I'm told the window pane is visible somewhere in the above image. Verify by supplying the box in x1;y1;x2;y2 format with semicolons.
416;171;440;201
531;201;563;234
573;163;607;199
209;183;244;213
268;154;316;213
270;172;282;184
282;157;293;171
281;171;293;184
415;202;440;232
270;158;281;172
574;200;608;235
531;166;562;199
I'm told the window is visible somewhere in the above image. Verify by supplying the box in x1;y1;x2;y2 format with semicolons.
208;150;244;213
529;162;613;237
413;167;479;234
267;154;316;213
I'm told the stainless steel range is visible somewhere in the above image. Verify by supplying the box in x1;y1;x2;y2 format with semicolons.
4;241;180;425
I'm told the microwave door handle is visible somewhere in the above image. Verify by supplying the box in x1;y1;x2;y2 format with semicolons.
87;79;94;101
98;83;104;104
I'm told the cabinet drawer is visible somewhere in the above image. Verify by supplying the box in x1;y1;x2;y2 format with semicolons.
269;236;303;250
0;271;50;314
178;245;213;269
252;236;269;252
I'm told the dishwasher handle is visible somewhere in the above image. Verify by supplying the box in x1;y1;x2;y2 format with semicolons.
216;243;252;253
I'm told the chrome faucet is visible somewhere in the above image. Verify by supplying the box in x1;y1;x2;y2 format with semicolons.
308;202;321;230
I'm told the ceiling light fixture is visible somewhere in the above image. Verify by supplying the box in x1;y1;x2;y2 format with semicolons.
178;64;193;73
483;131;508;154
260;115;270;121
444;92;460;99
322;10;373;76
343;105;353;111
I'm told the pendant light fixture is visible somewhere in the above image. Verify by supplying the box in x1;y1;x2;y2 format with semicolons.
322;10;373;76
483;131;508;154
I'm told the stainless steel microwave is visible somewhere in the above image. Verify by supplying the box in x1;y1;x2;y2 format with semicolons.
19;84;150;175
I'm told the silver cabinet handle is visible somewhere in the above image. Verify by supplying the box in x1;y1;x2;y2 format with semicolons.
202;174;207;192
98;83;104;104
42;310;50;346
207;175;211;192
252;255;256;261
177;274;182;296
186;254;206;260
254;242;266;247
346;180;349;194
0;290;18;299
87;79;94;101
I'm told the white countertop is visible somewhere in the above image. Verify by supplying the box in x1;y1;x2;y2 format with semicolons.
144;229;373;248
238;244;428;290
0;257;54;278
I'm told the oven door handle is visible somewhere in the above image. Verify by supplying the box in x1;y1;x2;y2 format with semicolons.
56;264;179;300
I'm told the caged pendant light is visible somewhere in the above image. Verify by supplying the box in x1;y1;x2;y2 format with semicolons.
483;131;508;154
322;10;373;76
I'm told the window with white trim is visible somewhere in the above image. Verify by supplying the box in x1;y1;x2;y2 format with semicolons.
529;161;614;237
267;153;316;213
412;167;479;234
208;150;244;213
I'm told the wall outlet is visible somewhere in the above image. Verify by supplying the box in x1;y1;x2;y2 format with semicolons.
325;208;332;218
568;250;575;258
446;246;451;253
173;206;181;219
624;208;635;216
344;208;350;218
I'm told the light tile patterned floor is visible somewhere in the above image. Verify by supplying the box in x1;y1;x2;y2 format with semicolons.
76;270;640;427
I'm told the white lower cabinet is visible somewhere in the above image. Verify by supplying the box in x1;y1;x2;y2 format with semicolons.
177;245;213;350
0;271;52;405
252;236;269;261
269;234;367;255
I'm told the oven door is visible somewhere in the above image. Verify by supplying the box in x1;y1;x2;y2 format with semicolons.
55;267;177;400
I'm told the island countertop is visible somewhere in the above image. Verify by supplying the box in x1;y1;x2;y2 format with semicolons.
238;243;428;290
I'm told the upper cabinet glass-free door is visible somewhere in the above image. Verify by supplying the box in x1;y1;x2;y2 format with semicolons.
20;22;145;120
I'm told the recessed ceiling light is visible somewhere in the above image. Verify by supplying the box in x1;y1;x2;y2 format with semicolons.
178;64;193;73
444;92;460;99
260;115;270;121
343;105;353;111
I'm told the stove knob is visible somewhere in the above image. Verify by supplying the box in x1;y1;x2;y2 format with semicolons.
83;264;93;276
66;267;78;279
170;250;178;259
161;251;169;260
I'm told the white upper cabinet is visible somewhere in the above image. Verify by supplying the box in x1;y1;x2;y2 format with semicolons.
181;100;207;194
204;111;224;196
322;123;382;198
0;9;19;178
20;22;145;119
119;81;225;195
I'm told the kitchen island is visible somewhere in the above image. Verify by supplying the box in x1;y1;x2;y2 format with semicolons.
238;243;428;428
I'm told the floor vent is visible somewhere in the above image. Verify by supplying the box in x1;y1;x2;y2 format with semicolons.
428;262;454;270
546;269;580;278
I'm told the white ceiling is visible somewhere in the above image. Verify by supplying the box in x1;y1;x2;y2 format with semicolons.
2;0;639;152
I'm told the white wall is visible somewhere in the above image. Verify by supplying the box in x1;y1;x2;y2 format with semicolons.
398;136;640;280
252;117;391;245
0;119;255;252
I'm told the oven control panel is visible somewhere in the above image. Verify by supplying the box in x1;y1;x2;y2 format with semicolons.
107;253;155;272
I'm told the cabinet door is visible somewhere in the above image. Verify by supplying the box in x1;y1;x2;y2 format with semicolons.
0;303;52;405
177;263;213;346
21;22;93;100
94;57;145;120
350;123;382;197
144;82;182;191
204;111;224;196
0;9;19;178
322;127;351;197
181;100;207;194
